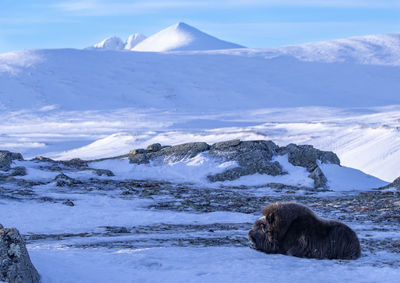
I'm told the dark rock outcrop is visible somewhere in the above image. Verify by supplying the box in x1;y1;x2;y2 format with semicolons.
55;173;82;187
278;144;340;171
146;143;162;152
128;140;340;188
0;226;40;283
277;144;340;188
392;177;400;188
0;151;23;171
381;176;400;189
129;142;210;164
207;140;284;182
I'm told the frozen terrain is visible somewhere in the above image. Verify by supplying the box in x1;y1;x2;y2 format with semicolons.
0;27;399;181
132;22;244;52
1;151;399;282
1;24;400;282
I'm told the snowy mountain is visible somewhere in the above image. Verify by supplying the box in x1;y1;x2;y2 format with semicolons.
92;36;125;50
250;32;400;66
132;22;244;52
124;33;147;50
91;33;146;50
1;31;400;182
2;28;400;282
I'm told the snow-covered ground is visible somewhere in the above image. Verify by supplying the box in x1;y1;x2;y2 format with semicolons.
1;157;398;283
1;27;400;282
1;106;399;182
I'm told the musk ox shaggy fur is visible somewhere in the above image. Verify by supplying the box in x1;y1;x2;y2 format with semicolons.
248;202;361;259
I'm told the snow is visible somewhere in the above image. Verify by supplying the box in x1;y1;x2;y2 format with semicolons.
92;36;125;50
320;163;387;191
132;22;243;52
87;153;387;191
125;33;147;50
206;32;400;67
29;246;400;283
1;27;400;283
0;196;252;235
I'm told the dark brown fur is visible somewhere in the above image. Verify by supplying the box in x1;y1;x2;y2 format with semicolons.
248;202;361;259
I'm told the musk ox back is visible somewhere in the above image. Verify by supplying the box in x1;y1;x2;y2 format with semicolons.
248;202;361;260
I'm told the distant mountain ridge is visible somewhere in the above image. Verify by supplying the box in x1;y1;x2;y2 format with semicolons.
132;22;244;52
90;22;243;52
91;33;147;50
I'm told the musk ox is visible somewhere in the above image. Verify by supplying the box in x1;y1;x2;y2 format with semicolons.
248;202;361;259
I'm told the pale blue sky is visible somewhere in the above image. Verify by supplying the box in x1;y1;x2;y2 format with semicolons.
1;0;399;53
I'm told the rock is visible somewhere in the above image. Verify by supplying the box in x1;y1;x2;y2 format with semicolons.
94;169;114;177
146;143;162;152
211;139;241;149
32;156;54;162
0;224;3;229
105;226;129;234
0;151;23;171
129;142;210;164
61;158;88;169
10;167;27;177
309;166;328;188
381;176;400;190
278;144;340;171
0;227;40;283
207;140;284;181
129;149;146;155
63;200;75;207
55;173;82;187
127;139;340;187
390;177;400;189
207;161;283;182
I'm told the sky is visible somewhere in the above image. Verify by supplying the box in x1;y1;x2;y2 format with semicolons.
0;0;400;53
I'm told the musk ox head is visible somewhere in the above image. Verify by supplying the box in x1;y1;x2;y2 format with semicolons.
249;202;361;260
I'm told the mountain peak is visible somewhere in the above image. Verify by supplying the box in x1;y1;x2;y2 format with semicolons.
93;36;125;50
133;22;244;52
173;22;192;30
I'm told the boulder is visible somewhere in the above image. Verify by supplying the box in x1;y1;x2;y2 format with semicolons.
0;227;40;283
55;173;82;187
129;142;210;164
146;143;162;152
0;151;23;171
207;140;284;181
129;149;146;155
309;166;328;189
94;169;114;177
392;177;400;188
207;161;283;182
127;139;340;187
278;144;340;171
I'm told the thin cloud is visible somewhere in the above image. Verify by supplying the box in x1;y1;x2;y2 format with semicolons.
53;0;400;16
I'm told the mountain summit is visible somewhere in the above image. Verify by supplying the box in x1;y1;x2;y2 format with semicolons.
91;33;146;50
132;22;244;52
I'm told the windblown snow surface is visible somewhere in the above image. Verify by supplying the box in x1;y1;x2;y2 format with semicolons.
1;30;400;282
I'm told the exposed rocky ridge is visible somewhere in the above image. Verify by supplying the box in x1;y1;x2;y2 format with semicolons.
128;140;340;188
0;151;23;171
0;226;40;283
381;176;400;189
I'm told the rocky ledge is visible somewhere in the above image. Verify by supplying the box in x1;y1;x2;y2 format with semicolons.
128;140;340;188
0;225;40;283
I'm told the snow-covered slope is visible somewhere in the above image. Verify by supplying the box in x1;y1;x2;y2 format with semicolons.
1;32;400;181
124;33;146;50
132;22;244;52
219;33;400;67
0;46;399;111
